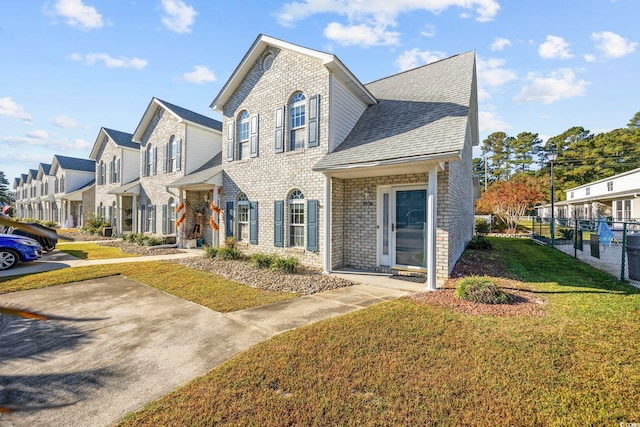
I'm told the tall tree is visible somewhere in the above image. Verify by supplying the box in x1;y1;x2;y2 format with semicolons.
481;131;511;181
513;132;542;173
0;171;9;205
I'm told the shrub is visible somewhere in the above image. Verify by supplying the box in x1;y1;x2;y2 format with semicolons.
455;276;510;304
466;235;493;250
251;253;276;269
271;256;299;274
41;221;58;228
224;237;238;249
203;246;219;259
122;233;136;242
475;218;491;235
216;247;243;260
144;236;163;246
559;228;574;240
82;215;108;235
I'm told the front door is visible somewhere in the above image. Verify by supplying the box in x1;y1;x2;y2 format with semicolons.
379;186;427;269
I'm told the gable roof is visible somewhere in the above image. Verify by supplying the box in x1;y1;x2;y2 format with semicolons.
36;163;52;180
19;174;28;186
210;34;376;112
13;177;21;189
313;51;478;173
51;155;96;174
132;97;222;142
26;169;38;183
90;127;137;159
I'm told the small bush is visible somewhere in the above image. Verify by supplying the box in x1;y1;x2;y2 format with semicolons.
224;237;238;249
144;236;163;246
466;235;493;250
455;276;510;304
82;215;108;235
203;246;218;259
475;218;491;235
216;247;243;260
251;253;276;269
122;233;136;242
559;228;574;240
271;256;299;274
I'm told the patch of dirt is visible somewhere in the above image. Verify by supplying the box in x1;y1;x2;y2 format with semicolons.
97;241;184;256
411;248;546;317
57;230;114;242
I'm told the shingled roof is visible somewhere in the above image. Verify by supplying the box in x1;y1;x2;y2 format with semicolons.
157;98;222;131
168;152;223;188
313;51;477;172
103;128;138;149
53;155;96;172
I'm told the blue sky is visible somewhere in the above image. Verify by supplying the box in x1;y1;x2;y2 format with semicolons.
1;0;638;184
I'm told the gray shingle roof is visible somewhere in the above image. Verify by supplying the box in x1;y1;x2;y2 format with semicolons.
168;152;223;188
28;169;38;180
103;128;138;149
39;163;52;175
54;155;96;172
313;51;475;171
157;99;222;131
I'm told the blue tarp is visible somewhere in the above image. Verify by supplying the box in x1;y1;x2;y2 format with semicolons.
597;217;615;245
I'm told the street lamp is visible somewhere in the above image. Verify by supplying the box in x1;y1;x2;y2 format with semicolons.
547;151;558;247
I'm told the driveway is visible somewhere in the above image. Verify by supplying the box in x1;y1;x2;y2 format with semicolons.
0;275;410;426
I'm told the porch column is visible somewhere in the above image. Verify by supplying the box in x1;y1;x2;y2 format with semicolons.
213;186;220;247
323;175;331;274
426;167;438;291
132;194;138;233
116;195;121;236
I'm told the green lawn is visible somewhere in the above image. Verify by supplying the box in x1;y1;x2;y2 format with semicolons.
118;238;640;426
55;242;139;260
0;261;297;312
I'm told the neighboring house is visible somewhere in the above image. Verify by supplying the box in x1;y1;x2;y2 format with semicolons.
50;155;96;228
210;35;478;288
89;127;140;235
131;98;222;243
12;177;22;217
36;163;53;222
538;167;640;221
13;174;28;219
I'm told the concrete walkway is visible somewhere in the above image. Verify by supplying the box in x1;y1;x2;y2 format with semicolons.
0;251;421;426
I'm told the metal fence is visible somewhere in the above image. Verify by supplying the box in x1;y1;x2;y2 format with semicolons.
532;217;640;285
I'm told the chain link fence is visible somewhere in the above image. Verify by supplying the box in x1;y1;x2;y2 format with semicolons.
532;217;640;286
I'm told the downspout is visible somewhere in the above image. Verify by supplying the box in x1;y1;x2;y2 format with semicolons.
426;167;437;291
323;175;331;274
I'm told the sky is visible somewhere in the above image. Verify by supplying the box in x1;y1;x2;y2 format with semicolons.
1;0;638;185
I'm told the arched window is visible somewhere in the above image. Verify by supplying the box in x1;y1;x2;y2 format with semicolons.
168;197;176;234
59;175;65;193
236;193;249;241
238;111;250;160
288;189;305;247
289;92;306;151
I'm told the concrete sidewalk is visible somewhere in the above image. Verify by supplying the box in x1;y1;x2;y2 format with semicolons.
0;276;413;427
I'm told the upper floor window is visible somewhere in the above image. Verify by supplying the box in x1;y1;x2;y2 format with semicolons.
585;187;590;196
607;181;613;192
238;111;250;160
570;191;574;199
237;193;249;241
288;189;305;247
168;136;177;173
289;92;306;151
44;182;48;195
144;144;156;176
59;175;65;193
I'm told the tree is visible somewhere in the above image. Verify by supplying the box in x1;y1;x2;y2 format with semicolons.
481;131;511;180
476;174;547;233
0;171;10;205
513;132;542;173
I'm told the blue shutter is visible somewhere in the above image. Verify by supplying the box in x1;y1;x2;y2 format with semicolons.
176;138;182;171
152;146;158;175
163;143;168;173
249;201;258;245
140;204;146;233
96;164;101;185
226;121;235;161
225;201;234;237
162;204;167;235
274;200;284;247
308;95;320;148
307;200;319;252
141;149;147;177
152;205;157;233
250;114;259;158
274;106;284;153
115;158;120;182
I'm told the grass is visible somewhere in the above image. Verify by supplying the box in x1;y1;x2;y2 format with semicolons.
55;242;139;260
0;261;297;312
118;238;640;426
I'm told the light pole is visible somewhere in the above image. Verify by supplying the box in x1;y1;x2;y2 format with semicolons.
547;151;558;247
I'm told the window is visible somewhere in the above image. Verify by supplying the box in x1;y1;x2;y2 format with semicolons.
168;197;176;234
112;156;119;183
59;175;65;193
289;92;306;151
585;187;590;196
237;193;249;241
44;182;48;195
238;111;250;160
288;189;305;247
169;136;177;172
147;201;154;232
147;145;153;176
101;161;106;185
111;201;116;226
607;181;613;191
570;191;574;199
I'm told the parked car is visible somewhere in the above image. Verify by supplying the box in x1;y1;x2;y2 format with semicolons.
11;222;58;252
0;234;43;270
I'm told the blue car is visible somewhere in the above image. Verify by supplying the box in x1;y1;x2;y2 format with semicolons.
0;233;43;270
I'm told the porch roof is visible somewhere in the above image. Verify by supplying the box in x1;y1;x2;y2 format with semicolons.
167;152;223;189
107;178;141;195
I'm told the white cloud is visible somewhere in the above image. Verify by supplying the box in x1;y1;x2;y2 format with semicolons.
479;111;510;133
52;0;103;30
160;0;197;34
491;37;511;51
276;0;499;46
324;22;400;46
583;53;597;62
514;68;588;104
477;57;517;87
27;130;49;140
51;114;81;128
71;52;148;69
591;31;637;59
420;24;435;37
538;35;573;59
182;65;216;84
395;49;447;71
0;97;33;123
